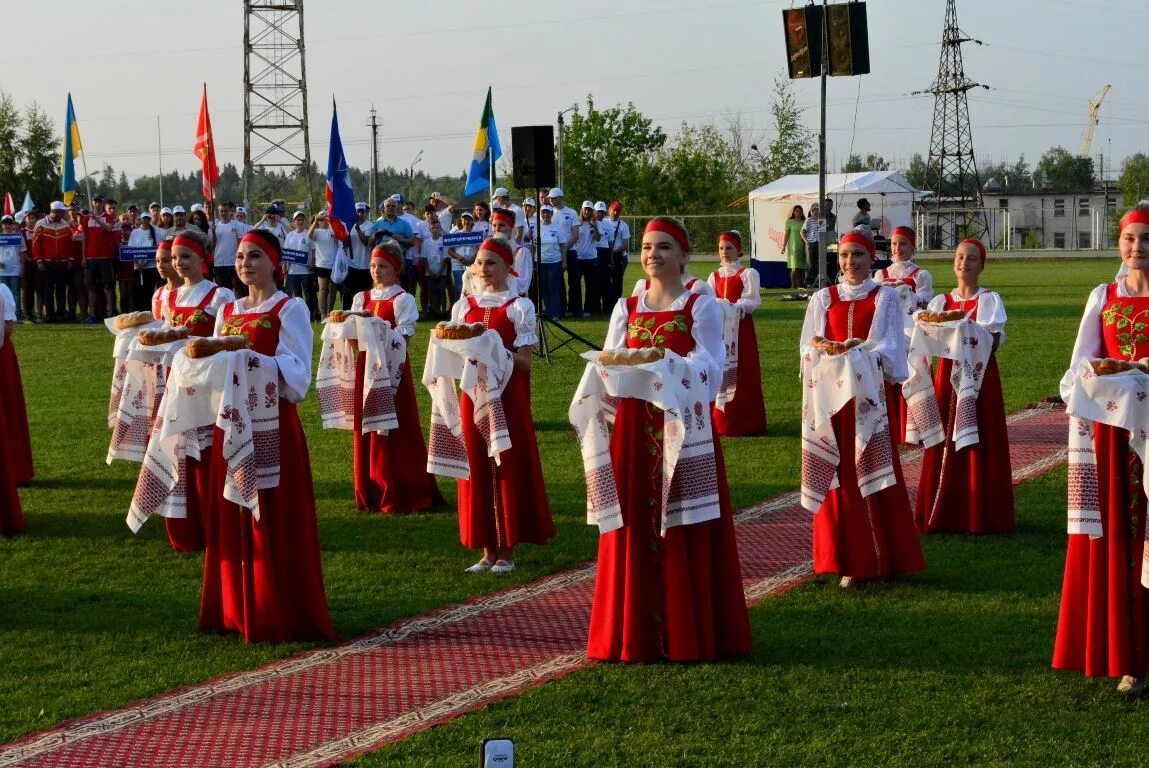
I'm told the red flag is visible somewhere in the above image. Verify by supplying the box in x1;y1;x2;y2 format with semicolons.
2;192;12;216
194;83;220;203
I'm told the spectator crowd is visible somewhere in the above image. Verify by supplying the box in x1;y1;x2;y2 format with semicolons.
0;185;631;324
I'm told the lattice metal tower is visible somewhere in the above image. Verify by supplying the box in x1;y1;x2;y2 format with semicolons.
919;0;988;248
243;1;314;209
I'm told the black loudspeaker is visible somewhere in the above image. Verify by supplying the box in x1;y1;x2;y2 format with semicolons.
783;6;823;79
783;2;869;79
827;2;869;76
511;126;556;189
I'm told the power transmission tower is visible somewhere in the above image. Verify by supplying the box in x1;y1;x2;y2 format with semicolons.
916;0;988;249
243;1;314;210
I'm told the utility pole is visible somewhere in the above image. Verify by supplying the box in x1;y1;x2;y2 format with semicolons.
366;106;379;212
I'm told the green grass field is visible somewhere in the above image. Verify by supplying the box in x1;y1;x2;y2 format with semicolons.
0;258;1135;765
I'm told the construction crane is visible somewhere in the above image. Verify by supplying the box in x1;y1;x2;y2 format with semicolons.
1079;84;1111;158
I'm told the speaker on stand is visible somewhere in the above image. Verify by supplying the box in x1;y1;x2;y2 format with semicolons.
510;125;598;361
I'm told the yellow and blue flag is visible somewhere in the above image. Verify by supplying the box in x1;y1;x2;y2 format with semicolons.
60;94;83;205
463;87;502;196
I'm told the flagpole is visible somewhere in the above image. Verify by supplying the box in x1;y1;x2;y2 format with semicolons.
488;144;494;198
157;116;164;206
79;137;93;205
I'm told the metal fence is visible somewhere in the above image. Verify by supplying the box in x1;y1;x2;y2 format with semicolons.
914;204;1118;251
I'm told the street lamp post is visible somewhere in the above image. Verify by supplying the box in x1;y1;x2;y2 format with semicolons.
407;149;423;203
556;105;577;190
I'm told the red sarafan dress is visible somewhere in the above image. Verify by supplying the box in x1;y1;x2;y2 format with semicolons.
914;289;1014;534
877;265;926;444
588;293;753;662
162;283;228;552
1054;282;1148;680
199;294;335;643
352;287;444;513
0;329;32;488
0;286;25;533
452;294;551;551
709;266;767;437
812;285;925;579
456;295;554;552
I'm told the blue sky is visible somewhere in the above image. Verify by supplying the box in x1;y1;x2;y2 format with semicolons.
2;0;1144;183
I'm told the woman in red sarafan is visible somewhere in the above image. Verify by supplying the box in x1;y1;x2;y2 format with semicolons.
348;242;444;514
0;283;25;534
707;230;767;437
799;229;925;586
914;238;1013;534
1053;204;1149;696
162;231;235;552
198;228;334;643
587;217;752;663
450;235;554;575
875;226;934;444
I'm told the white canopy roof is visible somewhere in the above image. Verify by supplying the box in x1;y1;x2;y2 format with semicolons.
748;171;926;202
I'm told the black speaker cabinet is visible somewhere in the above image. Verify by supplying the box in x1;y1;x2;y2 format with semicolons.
511;126;556;189
783;2;868;79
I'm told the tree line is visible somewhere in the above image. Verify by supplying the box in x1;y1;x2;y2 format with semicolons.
4;82;1146;226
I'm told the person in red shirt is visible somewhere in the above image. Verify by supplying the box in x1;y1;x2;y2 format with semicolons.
31;202;74;322
85;196;119;321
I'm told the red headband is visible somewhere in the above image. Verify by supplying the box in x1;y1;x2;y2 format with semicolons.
959;237;987;262
1119;210;1149;233
644;219;690;253
719;232;743;254
240;230;281;266
892;226;916;246
157;240;173;254
479;237;518;276
839;231;875;258
490;209;516;228
371;245;402;273
171;233;207;261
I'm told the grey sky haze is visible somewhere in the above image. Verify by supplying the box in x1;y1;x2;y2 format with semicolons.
2;0;1145;189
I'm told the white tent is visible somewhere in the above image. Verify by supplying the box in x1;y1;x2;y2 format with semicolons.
747;171;926;287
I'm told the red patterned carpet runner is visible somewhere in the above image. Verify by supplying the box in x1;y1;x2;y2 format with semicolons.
0;405;1068;768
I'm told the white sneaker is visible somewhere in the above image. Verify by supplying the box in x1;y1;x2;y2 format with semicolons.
1117;675;1145;696
491;560;516;574
464;558;493;574
839;576;854;588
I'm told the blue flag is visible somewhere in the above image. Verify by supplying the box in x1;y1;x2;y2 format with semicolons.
464;87;502;196
60;94;83;205
325;99;356;240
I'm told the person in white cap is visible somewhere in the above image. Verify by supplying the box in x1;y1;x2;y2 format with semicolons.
536;205;564;319
171;205;188;233
569;200;601;317
32;202;77;322
283;211;318;319
256;204;288;244
591;201;613;313
234;206;248;224
545;187;578;316
0;215;26;321
343;202;374;310
491;187;524;243
521;197;537;256
309;210;342;317
428;192;457;232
